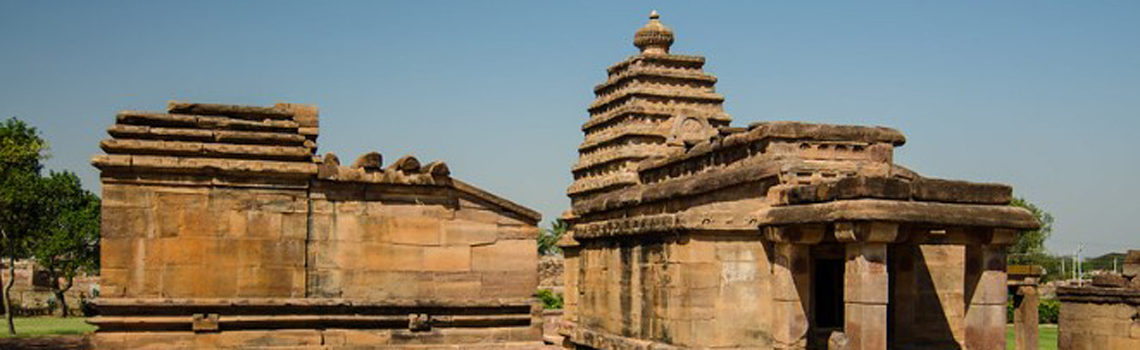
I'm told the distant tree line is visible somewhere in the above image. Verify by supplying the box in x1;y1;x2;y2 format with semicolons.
0;117;100;335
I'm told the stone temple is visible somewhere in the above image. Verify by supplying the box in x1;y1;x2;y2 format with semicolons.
558;12;1041;350
91;102;544;348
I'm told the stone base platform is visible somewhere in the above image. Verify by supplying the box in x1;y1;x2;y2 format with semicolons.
89;298;545;349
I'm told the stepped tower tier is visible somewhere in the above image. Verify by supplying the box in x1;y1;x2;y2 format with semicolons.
569;11;731;202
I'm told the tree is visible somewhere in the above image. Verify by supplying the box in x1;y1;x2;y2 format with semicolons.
538;219;568;256
0;117;47;334
1008;197;1055;267
27;171;100;317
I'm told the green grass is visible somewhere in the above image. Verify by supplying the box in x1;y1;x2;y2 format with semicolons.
1007;324;1058;350
0;317;95;338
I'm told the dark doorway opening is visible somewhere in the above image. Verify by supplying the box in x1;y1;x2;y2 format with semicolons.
813;258;845;329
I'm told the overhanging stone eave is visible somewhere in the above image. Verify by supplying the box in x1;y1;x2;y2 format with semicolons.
754;198;1041;230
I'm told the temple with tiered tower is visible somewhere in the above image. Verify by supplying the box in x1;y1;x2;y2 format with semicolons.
558;12;1040;350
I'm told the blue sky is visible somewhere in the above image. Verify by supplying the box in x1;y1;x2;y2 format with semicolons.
2;1;1137;256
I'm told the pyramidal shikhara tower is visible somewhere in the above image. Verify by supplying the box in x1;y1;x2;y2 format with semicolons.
569;11;731;202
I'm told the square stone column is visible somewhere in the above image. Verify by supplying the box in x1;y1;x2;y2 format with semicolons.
1012;285;1039;350
844;242;888;350
965;244;1008;350
772;242;812;349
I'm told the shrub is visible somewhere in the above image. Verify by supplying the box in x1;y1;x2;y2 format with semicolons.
1007;297;1060;324
1038;299;1060;324
536;289;563;310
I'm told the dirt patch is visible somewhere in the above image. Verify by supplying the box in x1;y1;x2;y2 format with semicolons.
0;336;88;350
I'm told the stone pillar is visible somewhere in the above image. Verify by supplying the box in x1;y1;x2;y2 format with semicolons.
836;221;896;350
844;242;889;350
772;242;812;349
965;244;1008;350
1013;285;1039;350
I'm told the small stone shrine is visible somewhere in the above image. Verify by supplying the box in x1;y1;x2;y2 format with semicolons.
1055;250;1140;350
558;12;1041;350
91;101;543;349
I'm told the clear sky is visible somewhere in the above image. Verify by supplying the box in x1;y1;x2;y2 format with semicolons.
2;1;1137;256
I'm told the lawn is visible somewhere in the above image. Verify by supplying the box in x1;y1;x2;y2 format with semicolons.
0;317;95;338
1007;324;1058;350
0;317;1063;348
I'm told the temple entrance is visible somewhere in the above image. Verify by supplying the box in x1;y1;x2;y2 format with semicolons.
809;244;846;348
814;258;845;329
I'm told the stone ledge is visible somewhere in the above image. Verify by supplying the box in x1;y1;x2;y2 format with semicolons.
100;139;314;161
583;104;730;131
594;65;718;95
89;314;535;332
1057;286;1140;304
606;54;706;75
756;199;1040;230
117;111;300;132
91;154;317;177
588;86;725;114
108;124;309;146
167;101;294;120
93;297;538;308
777;176;1013;206
566;324;688;350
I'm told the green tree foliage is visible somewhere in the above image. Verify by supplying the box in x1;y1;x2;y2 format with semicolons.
535;289;563;310
27;171;100;317
0;117;48;334
538;219;568;256
0;118;47;174
1008;197;1054;265
0;118;102;327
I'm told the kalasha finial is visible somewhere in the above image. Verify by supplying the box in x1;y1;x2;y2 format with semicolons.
634;10;674;55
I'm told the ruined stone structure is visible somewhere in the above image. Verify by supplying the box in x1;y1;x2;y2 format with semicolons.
559;13;1041;350
1007;265;1043;350
91;101;543;349
1;260;98;315
1055;251;1140;350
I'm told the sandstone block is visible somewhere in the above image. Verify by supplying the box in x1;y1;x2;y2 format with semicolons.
1123;250;1140;278
351;151;383;171
473;239;537;272
912;178;1012;204
422;245;472;272
1093;273;1128;288
383;216;443;246
442;221;498;246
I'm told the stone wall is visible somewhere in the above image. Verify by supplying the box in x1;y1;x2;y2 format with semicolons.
1057;288;1140;349
0;260;98;312
1056;251;1140;350
538;256;564;292
566;233;772;348
91;101;544;349
306;181;538;301
100;184;309;299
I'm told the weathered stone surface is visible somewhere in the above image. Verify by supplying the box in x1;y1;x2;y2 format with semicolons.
168;101;294;120
912;178;1013;205
351;151;383;171
562;12;1035;350
94;101;543;349
1056;286;1140;350
1093;273;1129;288
1123;250;1140;278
